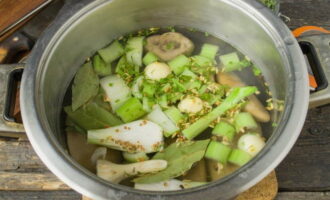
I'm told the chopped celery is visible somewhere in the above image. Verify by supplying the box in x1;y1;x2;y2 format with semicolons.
116;98;146;122
164;107;184;124
212;121;236;142
65;102;122;130
220;52;251;72
142;97;155;112
172;78;186;92
192;55;213;67
200;44;219;60
98;40;124;63
143;52;158;66
182;86;257;139
252;65;262;76
168;55;190;75
87;120;164;153
158;95;168;108
132;76;144;99
123;152;149;163
228;149;252;166
205;141;232;164
126;37;145;67
181;69;197;79
100;75;131;111
146;105;179;137
142;82;157;97
234;112;258;132
93;54;112;76
184;79;202;90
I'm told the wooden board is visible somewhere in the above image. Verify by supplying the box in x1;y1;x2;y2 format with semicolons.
0;0;49;36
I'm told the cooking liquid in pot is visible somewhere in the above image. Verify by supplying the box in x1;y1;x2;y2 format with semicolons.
63;27;273;191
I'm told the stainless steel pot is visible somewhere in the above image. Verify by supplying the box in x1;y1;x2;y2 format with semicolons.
1;0;330;199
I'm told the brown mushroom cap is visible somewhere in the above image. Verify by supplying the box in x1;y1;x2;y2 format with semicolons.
146;32;194;61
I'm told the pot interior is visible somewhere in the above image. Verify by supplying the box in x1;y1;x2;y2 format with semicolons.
34;0;295;198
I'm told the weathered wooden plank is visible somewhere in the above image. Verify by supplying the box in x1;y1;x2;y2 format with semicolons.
0;139;46;171
0;172;70;190
280;0;330;30
276;192;330;200
276;106;330;191
0;190;80;200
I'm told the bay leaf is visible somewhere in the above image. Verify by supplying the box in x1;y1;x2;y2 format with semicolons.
72;62;99;111
133;139;210;184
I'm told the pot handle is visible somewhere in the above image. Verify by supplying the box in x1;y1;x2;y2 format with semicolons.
293;26;330;108
0;64;25;137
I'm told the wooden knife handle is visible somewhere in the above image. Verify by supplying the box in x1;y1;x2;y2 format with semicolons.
0;32;33;64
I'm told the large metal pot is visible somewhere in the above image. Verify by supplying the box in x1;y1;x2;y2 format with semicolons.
2;0;328;199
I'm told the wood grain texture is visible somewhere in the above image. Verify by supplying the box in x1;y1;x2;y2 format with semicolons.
0;191;80;200
276;192;330;200
276;106;330;191
0;0;48;35
280;0;330;30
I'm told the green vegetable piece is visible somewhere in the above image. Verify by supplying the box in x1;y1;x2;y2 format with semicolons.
200;44;219;60
92;88;112;112
168;55;190;75
142;97;155;112
181;69;197;79
143;82;157;97
192;55;213;67
65;103;123;130
116;98;146;122
252;65;262;76
132;76;144;99
92;54;112;76
134;139;210;184
72;62;99;111
65;118;86;134
143;52;158;66
164;107;184;124
184;79;202;90
220;52;250;72
158;95;168;109
212;121;236;142
182;86;257;140
228;149;252;166
126;37;145;67
123;152;149;163
234;112;258;132
98;40;124;63
205;141;232;164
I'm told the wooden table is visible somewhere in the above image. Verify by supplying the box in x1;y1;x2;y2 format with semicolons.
1;0;330;199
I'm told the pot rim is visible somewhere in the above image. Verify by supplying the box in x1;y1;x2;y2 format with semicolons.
21;0;309;199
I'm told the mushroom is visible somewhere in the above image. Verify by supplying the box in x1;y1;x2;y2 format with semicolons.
134;179;206;191
97;159;167;183
216;72;270;122
237;133;265;157
145;62;171;80
87;120;164;153
146;32;194;61
178;96;204;114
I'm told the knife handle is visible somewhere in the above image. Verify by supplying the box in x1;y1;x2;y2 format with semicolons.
0;32;33;64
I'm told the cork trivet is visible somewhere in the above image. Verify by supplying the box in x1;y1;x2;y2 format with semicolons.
235;171;278;200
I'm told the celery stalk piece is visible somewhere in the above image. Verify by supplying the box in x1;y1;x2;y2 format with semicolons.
142;82;157;97
146;105;179;137
220;52;250;72
192;55;213;67
100;75;131;111
88;120;164;153
181;69;197;79
98;40;124;63
200;44;219;60
143;52;159;66
116;98;146;122
158;95;168;109
123;152;149;163
126;36;145;67
93;54;112;76
142;97;155;112
234;112;258;132
182;86;257;140
168;55;190;75
212;121;236;142
134;179;207;191
205;141;232;164
228;149;252;166
164;107;184;124
132;76;144;99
